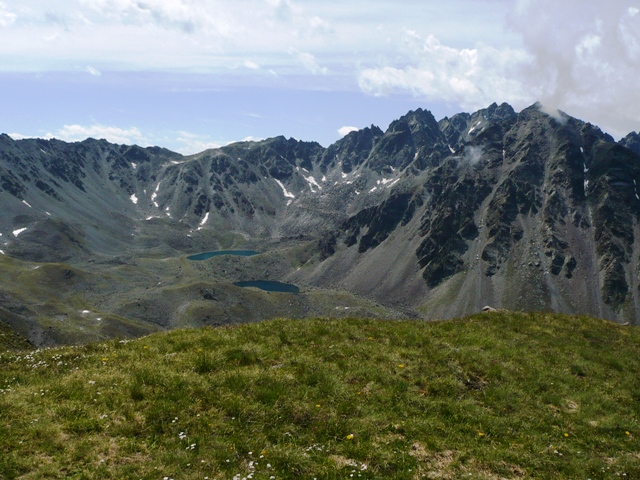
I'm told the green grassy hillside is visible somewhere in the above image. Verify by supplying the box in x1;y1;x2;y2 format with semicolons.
1;312;639;479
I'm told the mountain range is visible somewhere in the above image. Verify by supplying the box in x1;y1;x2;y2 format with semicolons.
2;102;640;346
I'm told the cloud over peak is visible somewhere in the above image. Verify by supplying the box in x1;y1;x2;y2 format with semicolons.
46;124;149;146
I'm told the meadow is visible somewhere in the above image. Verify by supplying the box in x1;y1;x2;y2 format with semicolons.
1;312;639;479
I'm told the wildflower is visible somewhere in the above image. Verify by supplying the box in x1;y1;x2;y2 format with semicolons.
398;364;405;368
564;433;569;437
316;404;321;408
478;432;485;437
626;431;631;435
346;434;354;440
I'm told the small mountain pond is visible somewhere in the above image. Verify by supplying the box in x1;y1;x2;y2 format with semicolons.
187;250;260;261
186;250;299;293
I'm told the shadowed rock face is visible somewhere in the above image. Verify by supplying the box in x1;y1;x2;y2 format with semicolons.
2;102;640;346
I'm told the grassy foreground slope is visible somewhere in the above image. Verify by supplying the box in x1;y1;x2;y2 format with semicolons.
1;312;639;479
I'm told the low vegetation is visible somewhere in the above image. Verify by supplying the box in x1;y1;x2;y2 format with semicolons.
1;312;639;479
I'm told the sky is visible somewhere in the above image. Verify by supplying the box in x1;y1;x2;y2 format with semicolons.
1;0;639;154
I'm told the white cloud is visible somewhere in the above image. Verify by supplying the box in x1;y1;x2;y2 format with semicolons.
46;124;149;145
0;2;16;27
509;0;640;137
2;1;638;139
86;65;101;76
338;126;359;137
173;131;264;155
243;60;260;70
174;130;223;155
289;48;327;75
7;132;29;140
358;33;532;111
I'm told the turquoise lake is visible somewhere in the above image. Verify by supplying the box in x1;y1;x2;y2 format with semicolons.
187;250;260;261
233;281;300;293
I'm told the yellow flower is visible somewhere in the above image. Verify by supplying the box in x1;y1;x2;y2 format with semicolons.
316;404;321;408
626;431;631;435
102;358;107;361
346;434;354;440
143;346;148;349
398;364;405;368
368;337;373;340
478;432;485;437
564;433;569;437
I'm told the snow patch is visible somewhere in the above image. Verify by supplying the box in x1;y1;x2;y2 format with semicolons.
199;211;210;226
341;172;348;179
22;200;32;208
635;180;639;201
45;212;51;216
321;175;327;182
584;163;589;196
381;178;394;185
40;148;47;154
130;194;138;205
274;179;295;199
151;183;160;207
131;162;137;170
355;190;360;195
449;145;455;154
369;186;378;193
286;199;293;206
0;250;4;255
13;228;27;237
580;147;584;153
82;310;90;315
303;175;322;192
385;178;400;188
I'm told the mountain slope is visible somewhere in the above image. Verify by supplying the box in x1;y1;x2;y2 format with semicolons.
2;102;640;344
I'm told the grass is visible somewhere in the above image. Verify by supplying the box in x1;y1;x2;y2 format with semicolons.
1;312;639;479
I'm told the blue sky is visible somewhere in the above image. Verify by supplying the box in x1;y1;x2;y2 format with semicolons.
1;0;639;154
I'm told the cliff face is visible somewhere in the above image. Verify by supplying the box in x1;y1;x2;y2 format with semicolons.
2;102;640;345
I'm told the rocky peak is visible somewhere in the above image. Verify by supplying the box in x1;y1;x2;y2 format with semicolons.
0;133;15;145
320;125;383;173
367;108;448;172
620;132;640;155
439;103;516;151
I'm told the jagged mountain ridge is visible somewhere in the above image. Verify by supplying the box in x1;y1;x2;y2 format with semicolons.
1;101;640;345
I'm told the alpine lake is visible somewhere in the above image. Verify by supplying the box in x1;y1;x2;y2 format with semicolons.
187;250;300;293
